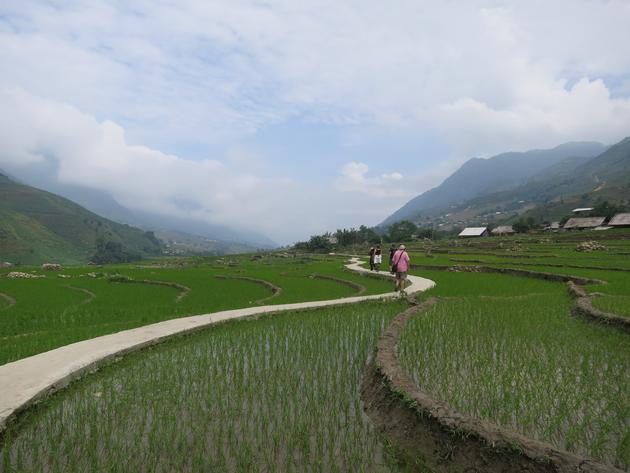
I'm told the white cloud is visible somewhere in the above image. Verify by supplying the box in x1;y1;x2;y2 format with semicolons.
0;87;422;243
334;162;411;198
1;0;629;155
1;1;630;242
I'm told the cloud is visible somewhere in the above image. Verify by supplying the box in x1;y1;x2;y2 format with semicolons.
0;87;418;243
334;162;411;198
1;1;630;242
1;0;629;157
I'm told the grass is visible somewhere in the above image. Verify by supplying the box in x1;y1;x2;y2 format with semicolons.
1;233;629;471
0;256;393;365
592;295;630;318
1;300;406;473
398;268;629;470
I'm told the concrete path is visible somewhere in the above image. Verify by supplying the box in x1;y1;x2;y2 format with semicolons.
0;258;435;432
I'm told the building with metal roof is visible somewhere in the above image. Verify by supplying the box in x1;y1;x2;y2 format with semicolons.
491;225;515;235
572;207;594;213
458;227;489;238
608;213;630;227
563;217;606;230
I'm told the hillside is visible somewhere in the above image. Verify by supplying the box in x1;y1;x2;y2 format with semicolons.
0;174;163;265
383;137;630;230
382;141;606;225
464;136;630;221
156;228;263;256
6;173;276;249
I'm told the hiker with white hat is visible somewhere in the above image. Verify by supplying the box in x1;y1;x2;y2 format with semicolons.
390;244;410;295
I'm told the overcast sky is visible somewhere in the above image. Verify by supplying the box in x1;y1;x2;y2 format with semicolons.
1;0;630;243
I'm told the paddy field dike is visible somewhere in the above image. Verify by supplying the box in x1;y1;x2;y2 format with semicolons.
0;230;629;472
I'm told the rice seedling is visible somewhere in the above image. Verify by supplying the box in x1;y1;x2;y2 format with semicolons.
1;300;407;472
591;295;630;318
397;292;629;470
0;257;393;365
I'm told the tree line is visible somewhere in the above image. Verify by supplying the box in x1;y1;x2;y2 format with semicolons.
293;221;435;252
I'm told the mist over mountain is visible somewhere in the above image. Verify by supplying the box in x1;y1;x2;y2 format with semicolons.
382;141;608;226
0;174;163;265
4;169;277;250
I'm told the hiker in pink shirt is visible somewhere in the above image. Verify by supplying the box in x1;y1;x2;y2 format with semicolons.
391;244;410;294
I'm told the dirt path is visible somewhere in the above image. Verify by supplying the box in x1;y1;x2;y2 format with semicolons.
214;275;283;305
0;293;16;310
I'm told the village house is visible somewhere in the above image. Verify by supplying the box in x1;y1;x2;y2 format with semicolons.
491;225;515;236
608;213;630;227
458;227;489;238
563;217;606;230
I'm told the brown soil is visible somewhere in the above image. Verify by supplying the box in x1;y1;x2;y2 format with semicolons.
361;298;623;473
567;282;630;333
0;292;16;310
309;273;366;295
214;275;282;304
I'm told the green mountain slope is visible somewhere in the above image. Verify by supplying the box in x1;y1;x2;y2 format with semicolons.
382;141;606;225
470;136;630;216
390;136;630;229
0;174;163;265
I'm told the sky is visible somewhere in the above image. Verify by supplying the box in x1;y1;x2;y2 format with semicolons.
1;0;630;244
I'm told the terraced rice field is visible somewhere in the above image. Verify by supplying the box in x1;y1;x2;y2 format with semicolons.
1;229;629;471
1;301;406;472
0;255;392;364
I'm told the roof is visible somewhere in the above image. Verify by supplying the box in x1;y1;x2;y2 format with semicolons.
608;213;630;226
491;225;515;234
563;217;606;229
458;227;488;237
549;221;560;229
572;207;594;213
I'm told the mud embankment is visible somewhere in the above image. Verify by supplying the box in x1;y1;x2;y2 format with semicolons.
0;293;16;310
412;263;630;331
361;299;623;473
411;263;603;285
214;275;282;304
309;273;366;295
567;282;630;333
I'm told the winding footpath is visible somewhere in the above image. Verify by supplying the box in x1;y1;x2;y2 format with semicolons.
0;258;435;433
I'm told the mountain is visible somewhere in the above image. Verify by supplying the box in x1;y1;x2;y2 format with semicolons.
156;229;263;256
0;174;163;265
382;141;607;226
6;174;276;249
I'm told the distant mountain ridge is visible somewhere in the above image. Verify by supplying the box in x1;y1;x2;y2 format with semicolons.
3;174;276;249
0;174;163;265
382;141;611;226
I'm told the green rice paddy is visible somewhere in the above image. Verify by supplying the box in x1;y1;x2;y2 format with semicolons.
1;301;406;472
0;255;392;364
1;230;629;471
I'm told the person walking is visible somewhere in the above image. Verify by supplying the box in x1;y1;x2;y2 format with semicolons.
373;245;382;271
368;246;376;271
388;245;396;273
391;244;410;294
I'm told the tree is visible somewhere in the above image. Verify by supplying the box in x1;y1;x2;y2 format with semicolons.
512;219;529;233
388;220;418;242
306;235;332;253
590;200;626;219
91;238;141;264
